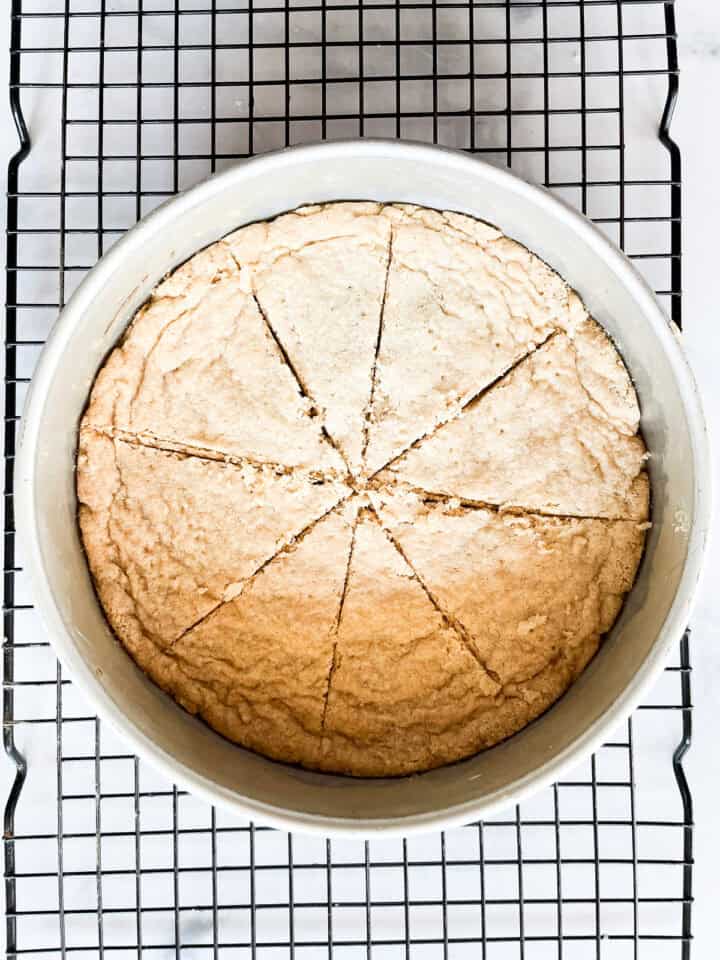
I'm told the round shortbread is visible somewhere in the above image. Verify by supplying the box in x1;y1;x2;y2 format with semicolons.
77;202;649;777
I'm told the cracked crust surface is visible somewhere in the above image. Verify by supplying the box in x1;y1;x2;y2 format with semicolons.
372;489;647;688
77;429;351;654
77;201;649;778
82;239;345;474
234;203;393;475
376;321;649;519
362;204;586;474
138;506;356;769
320;513;502;777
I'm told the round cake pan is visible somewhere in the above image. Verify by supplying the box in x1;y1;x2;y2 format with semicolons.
16;139;711;836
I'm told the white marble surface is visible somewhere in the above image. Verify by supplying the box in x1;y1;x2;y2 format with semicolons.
0;1;718;954
673;4;720;952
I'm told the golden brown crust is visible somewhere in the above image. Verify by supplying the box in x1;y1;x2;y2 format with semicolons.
82;240;345;475
320;514;502;777
77;429;351;651
230;203;393;475
77;201;650;778
363;204;584;475
372;489;647;687
377;320;649;519
136;507;356;769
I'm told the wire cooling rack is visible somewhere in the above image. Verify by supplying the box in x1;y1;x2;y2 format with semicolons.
4;1;692;957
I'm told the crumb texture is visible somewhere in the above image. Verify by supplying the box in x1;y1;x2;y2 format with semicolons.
362;204;583;474
321;513;501;777
83;239;344;474
376;322;648;519
373;490;646;689
137;508;356;769
77;201;649;778
77;429;350;652
240;203;392;474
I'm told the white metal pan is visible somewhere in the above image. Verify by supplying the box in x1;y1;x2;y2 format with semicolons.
15;140;711;836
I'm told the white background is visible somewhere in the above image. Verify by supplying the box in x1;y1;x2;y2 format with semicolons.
0;0;718;955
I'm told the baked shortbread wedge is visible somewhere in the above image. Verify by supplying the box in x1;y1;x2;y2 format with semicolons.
229;203;392;475
82;243;345;475
78;430;350;655
363;205;587;474
372;488;647;687
376;320;649;519
321;512;501;776
146;507;356;769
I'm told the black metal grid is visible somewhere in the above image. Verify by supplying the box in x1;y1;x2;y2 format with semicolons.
4;1;692;957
